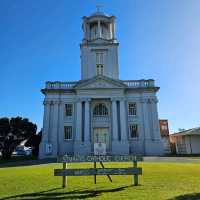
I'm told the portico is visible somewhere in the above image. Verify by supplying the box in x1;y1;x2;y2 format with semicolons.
73;95;130;155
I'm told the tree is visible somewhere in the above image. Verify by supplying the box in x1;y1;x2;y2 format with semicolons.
25;130;42;157
0;117;37;159
178;128;186;132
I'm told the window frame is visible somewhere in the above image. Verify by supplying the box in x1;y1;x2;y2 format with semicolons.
93;103;109;116
128;102;137;116
129;124;139;139
64;126;73;140
96;52;104;75
65;104;73;117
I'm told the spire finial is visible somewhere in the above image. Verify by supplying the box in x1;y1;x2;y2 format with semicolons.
96;4;103;12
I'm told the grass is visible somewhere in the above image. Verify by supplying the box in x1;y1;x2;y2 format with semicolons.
0;162;200;200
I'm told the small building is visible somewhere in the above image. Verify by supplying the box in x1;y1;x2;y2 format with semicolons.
159;120;171;154
170;127;200;154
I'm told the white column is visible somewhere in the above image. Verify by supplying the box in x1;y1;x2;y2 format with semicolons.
142;99;151;140
137;100;145;140
112;21;115;39
112;99;118;141
109;23;112;39
83;22;87;40
58;101;64;154
87;23;90;40
151;98;161;140
120;99;128;141
42;100;51;142
98;20;101;38
76;100;82;142
84;99;91;142
51;100;59;156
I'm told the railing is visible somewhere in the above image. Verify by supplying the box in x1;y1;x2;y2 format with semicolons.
45;79;155;89
93;116;110;122
45;81;77;89
123;79;155;88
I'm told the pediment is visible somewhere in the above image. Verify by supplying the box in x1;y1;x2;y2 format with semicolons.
74;76;127;90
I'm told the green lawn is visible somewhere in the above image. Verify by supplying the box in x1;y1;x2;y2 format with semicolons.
0;162;200;200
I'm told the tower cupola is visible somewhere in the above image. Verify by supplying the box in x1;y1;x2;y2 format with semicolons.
80;11;119;80
82;12;116;42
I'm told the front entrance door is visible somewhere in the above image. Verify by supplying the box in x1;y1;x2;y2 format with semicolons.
93;128;109;151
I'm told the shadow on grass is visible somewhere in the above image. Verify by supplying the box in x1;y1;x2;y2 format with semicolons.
0;157;57;168
0;185;133;200
168;193;200;200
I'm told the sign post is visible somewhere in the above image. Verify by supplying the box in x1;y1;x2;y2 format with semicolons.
133;157;138;186
62;162;67;188
55;155;143;188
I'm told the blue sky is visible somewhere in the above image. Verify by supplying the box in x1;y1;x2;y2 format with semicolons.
0;0;199;132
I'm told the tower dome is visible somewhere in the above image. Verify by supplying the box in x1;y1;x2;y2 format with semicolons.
90;11;110;17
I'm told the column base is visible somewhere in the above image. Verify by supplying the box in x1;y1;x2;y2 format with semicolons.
112;140;129;155
74;141;92;155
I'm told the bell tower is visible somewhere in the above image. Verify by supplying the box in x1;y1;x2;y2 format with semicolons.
80;11;119;80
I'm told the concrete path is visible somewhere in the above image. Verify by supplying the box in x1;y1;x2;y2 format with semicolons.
143;156;200;163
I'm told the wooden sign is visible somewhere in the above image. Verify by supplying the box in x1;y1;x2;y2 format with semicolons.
54;167;142;176
59;155;143;163
54;155;143;188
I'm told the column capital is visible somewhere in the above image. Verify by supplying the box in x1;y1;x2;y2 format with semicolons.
119;97;126;102
83;98;91;102
111;97;126;102
143;98;158;104
140;98;154;104
111;97;118;102
76;97;91;103
43;100;51;105
76;98;83;103
53;100;61;105
151;98;158;104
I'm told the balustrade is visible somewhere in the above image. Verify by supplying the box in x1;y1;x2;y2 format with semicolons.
45;79;155;89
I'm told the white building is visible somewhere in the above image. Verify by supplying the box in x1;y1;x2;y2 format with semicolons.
39;11;164;158
170;127;200;154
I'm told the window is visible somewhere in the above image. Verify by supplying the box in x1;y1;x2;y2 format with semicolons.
161;125;168;131
96;52;104;75
64;126;72;140
128;103;137;116
129;124;138;138
65;104;73;116
93;103;108;116
96;65;103;75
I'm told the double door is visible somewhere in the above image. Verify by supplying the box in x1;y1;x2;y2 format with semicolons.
93;128;109;151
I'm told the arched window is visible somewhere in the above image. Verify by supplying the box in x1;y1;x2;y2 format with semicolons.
93;103;108;116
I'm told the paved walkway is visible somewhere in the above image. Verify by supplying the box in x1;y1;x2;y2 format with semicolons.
144;156;200;163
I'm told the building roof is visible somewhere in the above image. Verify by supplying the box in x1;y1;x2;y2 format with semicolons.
171;127;200;137
90;11;110;17
83;11;115;20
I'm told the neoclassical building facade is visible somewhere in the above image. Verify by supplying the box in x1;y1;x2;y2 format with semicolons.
39;11;164;158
